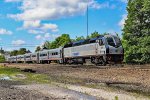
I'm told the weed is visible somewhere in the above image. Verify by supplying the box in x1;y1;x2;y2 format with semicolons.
114;96;119;100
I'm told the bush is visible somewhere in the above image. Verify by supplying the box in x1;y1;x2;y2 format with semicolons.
0;55;5;63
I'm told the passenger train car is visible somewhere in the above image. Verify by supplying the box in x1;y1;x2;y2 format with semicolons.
7;35;124;65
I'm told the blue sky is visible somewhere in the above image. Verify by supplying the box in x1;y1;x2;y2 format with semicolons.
0;0;127;52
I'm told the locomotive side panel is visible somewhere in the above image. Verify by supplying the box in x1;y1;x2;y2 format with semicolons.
64;43;98;58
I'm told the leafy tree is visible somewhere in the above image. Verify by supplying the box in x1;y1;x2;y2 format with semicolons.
43;41;51;49
89;31;100;38
35;46;41;52
10;50;18;56
75;36;85;41
10;48;31;56
43;34;71;49
17;48;27;55
0;55;5;63
122;0;150;63
0;47;4;54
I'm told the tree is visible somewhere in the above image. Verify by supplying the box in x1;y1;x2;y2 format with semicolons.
18;48;27;55
10;50;18;56
43;41;51;49
35;46;41;52
0;55;5;63
42;34;71;49
0;47;4;54
10;48;31;56
89;31;100;38
75;36;85;41
122;0;150;63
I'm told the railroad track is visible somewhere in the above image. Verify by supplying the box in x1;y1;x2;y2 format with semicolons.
3;63;150;71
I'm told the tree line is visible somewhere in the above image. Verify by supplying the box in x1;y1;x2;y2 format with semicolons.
9;48;31;56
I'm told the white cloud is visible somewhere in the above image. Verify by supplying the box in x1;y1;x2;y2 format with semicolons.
118;14;127;28
41;23;58;32
44;33;60;39
23;20;41;29
22;20;59;33
35;35;42;40
120;0;127;3
7;0;102;21
35;33;60;41
90;2;116;9
5;0;21;2
12;40;25;46
0;28;12;35
28;30;44;34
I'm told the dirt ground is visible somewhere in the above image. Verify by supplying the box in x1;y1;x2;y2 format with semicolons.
1;63;150;100
0;80;56;100
6;64;150;86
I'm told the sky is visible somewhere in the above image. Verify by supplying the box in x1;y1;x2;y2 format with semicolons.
0;0;127;52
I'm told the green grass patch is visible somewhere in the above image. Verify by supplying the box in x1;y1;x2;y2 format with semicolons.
0;66;20;75
0;66;51;84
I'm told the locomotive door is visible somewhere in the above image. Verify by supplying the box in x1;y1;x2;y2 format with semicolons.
95;40;99;56
98;38;105;55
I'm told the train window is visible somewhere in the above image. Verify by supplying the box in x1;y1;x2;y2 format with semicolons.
52;52;58;55
40;54;47;57
32;55;36;57
106;37;115;47
99;39;104;46
113;36;122;47
26;56;30;58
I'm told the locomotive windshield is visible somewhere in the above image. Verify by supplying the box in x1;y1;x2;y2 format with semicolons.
113;36;122;47
106;37;115;47
106;36;122;47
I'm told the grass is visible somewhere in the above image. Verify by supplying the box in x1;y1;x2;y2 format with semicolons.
0;66;51;84
114;96;119;100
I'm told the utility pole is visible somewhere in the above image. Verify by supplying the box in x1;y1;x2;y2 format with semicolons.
86;1;89;38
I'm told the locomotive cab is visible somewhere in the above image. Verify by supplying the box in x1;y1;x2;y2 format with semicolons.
105;35;124;63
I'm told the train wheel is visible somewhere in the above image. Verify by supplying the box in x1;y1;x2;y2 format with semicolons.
99;58;106;66
91;57;95;64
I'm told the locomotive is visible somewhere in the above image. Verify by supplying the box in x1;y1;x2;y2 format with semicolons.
7;34;124;65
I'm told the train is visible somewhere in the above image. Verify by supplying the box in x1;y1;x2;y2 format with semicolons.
7;35;124;65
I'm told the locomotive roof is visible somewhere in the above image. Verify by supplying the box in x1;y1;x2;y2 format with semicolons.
64;35;104;48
